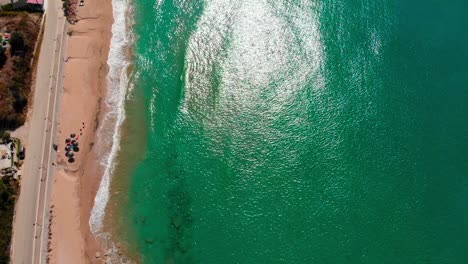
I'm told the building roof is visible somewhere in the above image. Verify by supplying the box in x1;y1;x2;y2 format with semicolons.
0;144;13;170
26;0;43;4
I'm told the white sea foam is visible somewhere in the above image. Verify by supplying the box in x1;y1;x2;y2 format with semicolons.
89;0;133;235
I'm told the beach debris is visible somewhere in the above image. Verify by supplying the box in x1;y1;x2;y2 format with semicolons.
73;146;80;152
68;157;75;163
52;144;58;151
95;251;101;258
73;141;79;147
65;145;71;152
70;133;76;138
65;138;71;143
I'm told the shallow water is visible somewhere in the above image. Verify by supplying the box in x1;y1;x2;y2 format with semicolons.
110;0;468;263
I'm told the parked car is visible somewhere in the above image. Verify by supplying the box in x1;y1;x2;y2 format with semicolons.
19;146;25;160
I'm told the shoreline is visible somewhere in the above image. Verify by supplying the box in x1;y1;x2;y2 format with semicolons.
47;0;114;261
89;0;134;236
102;75;148;263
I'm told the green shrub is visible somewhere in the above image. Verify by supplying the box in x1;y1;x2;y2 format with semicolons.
1;131;10;142
0;5;14;12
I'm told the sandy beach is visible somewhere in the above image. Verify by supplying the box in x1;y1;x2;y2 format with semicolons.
48;0;113;262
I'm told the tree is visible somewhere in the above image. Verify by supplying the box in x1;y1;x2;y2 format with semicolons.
0;51;6;69
9;32;25;56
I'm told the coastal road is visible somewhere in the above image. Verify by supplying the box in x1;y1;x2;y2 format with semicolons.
10;0;66;263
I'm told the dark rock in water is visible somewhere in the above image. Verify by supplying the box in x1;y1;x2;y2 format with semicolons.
145;238;154;244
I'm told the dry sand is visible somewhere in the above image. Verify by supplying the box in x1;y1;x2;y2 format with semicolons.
48;0;113;262
49;171;84;263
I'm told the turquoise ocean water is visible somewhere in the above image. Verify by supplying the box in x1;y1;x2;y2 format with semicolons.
109;0;468;263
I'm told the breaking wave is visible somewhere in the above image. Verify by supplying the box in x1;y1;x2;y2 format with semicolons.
89;0;134;235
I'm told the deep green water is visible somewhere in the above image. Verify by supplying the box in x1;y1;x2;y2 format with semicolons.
114;0;468;263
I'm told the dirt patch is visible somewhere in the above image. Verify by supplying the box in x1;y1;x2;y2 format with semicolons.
0;12;42;129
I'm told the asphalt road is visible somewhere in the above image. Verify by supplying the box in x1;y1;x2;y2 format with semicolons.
10;0;66;263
